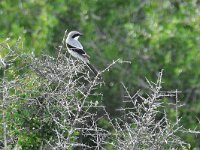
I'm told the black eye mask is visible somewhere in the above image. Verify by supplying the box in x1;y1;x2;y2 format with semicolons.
72;33;80;38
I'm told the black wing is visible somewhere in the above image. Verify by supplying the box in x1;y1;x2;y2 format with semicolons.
67;44;86;55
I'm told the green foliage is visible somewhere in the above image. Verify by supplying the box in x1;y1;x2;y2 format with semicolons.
1;0;200;148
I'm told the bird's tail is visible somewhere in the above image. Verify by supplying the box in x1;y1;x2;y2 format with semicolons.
86;63;99;76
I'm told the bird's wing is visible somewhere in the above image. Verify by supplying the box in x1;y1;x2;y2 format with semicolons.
69;39;83;49
67;44;90;58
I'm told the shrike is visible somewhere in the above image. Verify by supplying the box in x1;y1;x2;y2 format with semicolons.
66;31;98;75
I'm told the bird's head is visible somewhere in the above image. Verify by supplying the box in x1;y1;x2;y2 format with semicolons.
67;31;83;40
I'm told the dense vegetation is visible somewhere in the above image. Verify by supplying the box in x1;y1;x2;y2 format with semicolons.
0;0;200;149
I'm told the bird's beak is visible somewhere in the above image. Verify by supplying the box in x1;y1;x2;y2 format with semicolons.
79;33;83;36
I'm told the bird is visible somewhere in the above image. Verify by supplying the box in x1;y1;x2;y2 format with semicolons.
66;31;99;76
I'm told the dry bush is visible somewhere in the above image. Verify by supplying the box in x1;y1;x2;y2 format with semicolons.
0;37;199;150
30;52;110;149
0;40;116;149
110;71;200;150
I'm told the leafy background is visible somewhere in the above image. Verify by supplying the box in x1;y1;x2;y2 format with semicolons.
0;0;200;148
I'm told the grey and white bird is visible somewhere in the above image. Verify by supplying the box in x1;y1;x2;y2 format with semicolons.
66;31;98;75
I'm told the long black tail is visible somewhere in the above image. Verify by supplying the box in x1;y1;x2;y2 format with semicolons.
87;63;99;76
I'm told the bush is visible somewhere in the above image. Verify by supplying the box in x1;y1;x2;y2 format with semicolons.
0;38;199;149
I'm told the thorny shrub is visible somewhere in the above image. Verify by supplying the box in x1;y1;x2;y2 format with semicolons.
0;37;199;150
